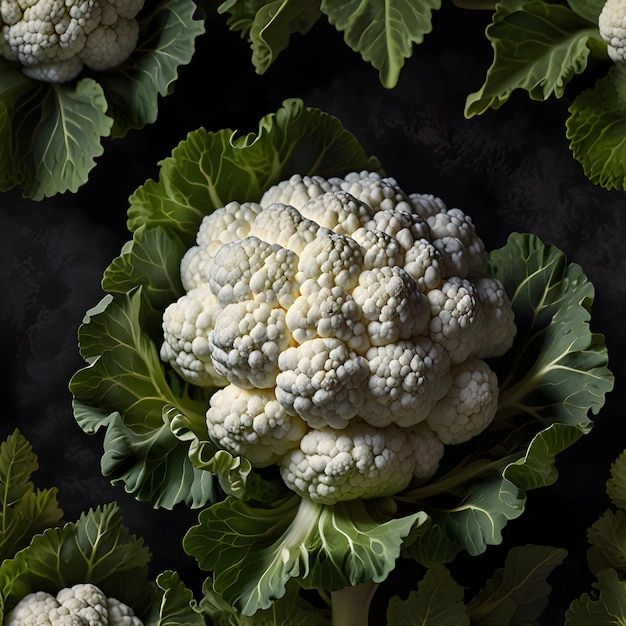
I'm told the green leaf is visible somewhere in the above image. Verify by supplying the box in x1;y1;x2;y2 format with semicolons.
236;0;322;74
102;226;186;311
0;430;63;562
143;570;205;626
587;510;626;576
321;0;441;89
0;60;35;193
69;290;214;509
466;544;567;624
386;564;469;625
607;451;626;512
98;0;206;138
196;577;331;625
465;1;602;117
566;64;626;191
0;503;153;616
183;495;419;615
489;233;613;428
127;98;381;240
565;568;626;625
15;79;113;200
567;0;605;23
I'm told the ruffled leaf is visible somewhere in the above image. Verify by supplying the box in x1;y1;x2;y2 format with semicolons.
183;495;419;615
567;64;626;191
565;568;626;625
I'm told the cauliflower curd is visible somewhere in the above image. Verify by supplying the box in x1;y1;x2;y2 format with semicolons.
0;0;145;83
160;171;517;504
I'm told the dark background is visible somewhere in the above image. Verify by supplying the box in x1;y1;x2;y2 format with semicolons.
1;3;625;623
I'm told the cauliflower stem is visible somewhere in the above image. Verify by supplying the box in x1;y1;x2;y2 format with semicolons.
330;581;380;626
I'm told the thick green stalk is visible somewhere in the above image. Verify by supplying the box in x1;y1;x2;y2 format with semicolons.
331;581;380;626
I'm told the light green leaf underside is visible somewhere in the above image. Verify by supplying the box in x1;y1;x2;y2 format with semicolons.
183;495;419;615
321;0;441;88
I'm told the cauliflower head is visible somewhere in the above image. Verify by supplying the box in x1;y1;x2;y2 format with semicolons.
4;583;143;626
161;171;517;504
0;0;145;83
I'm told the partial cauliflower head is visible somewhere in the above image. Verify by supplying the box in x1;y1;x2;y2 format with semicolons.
4;583;143;626
160;171;517;504
599;0;626;63
0;0;145;83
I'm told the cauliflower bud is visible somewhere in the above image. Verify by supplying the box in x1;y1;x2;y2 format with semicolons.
0;0;145;83
160;171;517;505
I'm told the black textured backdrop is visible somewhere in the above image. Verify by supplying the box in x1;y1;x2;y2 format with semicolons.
1;4;625;624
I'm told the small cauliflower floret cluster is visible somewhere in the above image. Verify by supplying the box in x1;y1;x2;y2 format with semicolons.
599;0;626;63
0;0;145;83
161;171;516;504
4;583;143;626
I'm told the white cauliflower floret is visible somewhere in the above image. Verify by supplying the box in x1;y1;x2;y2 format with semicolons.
403;238;443;290
426;207;488;278
361;338;452;428
160;287;226;387
207;385;307;466
350;226;404;270
5;584;142;626
249;203;320;254
180;201;263;291
0;0;145;83
285;279;370;353
280;421;422;504
473;275;517;358
427;276;483;364
161;171;517;503
259;173;334;209
328;171;415;214
599;0;626;63
296;230;364;291
351;266;430;346
209;237;299;308
209;300;292;388
275;337;369;429
298;191;374;235
427;358;499;444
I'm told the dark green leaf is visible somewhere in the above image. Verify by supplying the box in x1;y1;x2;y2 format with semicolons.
567;64;626;191
607;451;626;512
465;2;602;117
0;430;63;562
565;568;626;625
386;564;469;625
321;0;441;88
567;0;605;23
587;510;626;576
466;544;567;624
15;79;113;200
70;290;214;509
247;0;322;74
0;503;153;615
143;570;205;626
99;0;205;137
